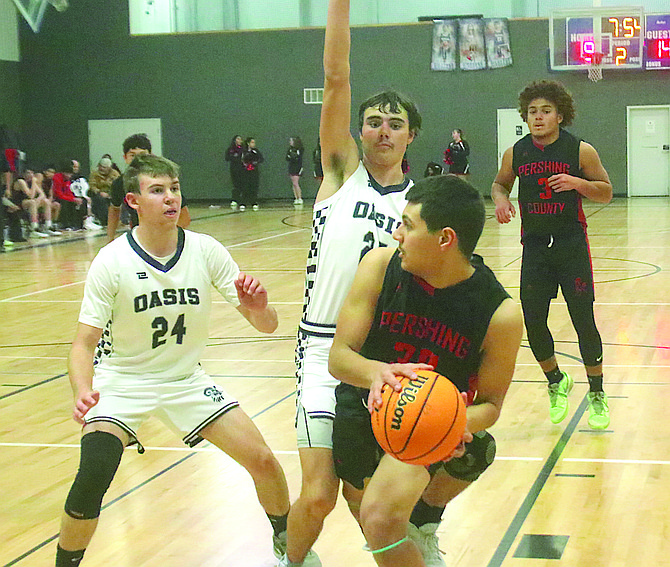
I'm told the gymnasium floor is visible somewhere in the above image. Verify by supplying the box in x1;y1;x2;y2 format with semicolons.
1;198;669;567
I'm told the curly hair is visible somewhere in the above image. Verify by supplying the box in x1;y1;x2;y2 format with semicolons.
518;80;576;126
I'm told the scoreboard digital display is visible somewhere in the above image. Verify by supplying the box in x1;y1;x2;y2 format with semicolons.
566;14;642;68
645;14;670;69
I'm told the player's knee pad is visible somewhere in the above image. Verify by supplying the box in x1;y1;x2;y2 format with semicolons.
437;431;496;482
64;431;124;520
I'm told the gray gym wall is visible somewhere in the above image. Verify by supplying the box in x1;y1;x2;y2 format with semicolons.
9;1;670;198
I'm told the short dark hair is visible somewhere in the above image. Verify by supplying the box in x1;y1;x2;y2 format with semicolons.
406;174;485;259
123;154;179;195
358;90;422;135
123;133;152;155
518;80;576;126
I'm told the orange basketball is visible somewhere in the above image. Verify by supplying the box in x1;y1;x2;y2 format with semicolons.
371;369;467;466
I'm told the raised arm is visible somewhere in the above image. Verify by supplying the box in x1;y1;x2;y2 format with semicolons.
491;146;517;224
317;0;363;203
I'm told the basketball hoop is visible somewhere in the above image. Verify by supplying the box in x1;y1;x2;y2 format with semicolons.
588;52;604;83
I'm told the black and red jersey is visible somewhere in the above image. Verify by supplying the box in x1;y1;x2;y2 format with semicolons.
513;129;587;238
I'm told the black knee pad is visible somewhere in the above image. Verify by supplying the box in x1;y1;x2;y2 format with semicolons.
431;431;496;482
65;431;124;520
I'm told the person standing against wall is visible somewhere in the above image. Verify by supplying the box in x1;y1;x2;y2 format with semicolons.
226;134;246;210
242;137;264;211
286;136;304;207
444;129;470;177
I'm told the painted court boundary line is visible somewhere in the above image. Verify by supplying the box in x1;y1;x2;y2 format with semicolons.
486;395;590;567
2;391;295;567
2;443;668;468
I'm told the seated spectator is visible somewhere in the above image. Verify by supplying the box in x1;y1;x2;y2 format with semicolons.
71;159;100;230
7;177;49;242
41;164;61;226
24;168;61;235
101;153;122;175
2;192;25;243
52;160;86;230
88;156;118;226
424;161;444;177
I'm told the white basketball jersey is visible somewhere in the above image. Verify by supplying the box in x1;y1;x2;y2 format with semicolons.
79;228;240;379
300;162;412;337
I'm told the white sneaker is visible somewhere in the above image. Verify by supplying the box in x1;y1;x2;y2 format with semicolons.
30;229;49;238
293;198;303;206
209;204;221;209
84;217;102;231
276;551;321;567
407;523;446;567
230;201;238;210
252;204;259;211
238;204;246;211
45;227;62;236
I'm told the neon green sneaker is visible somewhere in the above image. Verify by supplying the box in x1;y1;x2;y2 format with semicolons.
587;391;610;429
547;372;574;424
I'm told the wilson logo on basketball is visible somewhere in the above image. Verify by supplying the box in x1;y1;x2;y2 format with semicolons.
390;375;428;430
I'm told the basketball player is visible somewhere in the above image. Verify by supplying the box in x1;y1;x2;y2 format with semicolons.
491;80;612;429
329;175;523;567
106;133;191;242
55;154;290;567
279;1;420;565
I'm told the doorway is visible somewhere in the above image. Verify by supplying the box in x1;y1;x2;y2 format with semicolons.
497;108;529;199
88;118;163;173
627;105;670;196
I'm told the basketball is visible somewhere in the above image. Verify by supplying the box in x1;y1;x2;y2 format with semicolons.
371;369;467;466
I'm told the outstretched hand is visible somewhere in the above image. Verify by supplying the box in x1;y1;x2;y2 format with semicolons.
73;390;100;424
367;362;434;414
235;272;269;311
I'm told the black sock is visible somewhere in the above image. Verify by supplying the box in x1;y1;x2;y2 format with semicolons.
587;374;604;393
267;512;288;537
55;545;85;566
410;498;444;528
545;367;563;385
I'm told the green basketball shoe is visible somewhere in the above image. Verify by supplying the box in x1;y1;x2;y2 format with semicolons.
547;372;574;424
587;391;610;429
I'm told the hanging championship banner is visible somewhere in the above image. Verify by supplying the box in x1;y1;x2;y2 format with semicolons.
458;17;486;71
431;20;457;71
484;18;513;68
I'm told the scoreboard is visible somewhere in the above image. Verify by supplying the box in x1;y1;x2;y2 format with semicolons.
550;7;644;70
645;14;670;70
550;7;670;72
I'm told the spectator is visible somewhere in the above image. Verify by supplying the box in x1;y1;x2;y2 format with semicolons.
88;157;119;226
52;160;86;230
225;135;245;210
41;164;61;228
312;138;323;183
286;136;304;207
24;168;61;235
242;137;264;211
424;162;444;177
444;128;470;176
71;159;101;230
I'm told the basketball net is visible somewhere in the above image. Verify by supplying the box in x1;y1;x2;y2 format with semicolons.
588;52;604;83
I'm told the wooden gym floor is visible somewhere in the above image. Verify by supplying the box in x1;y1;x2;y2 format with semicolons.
1;198;669;567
